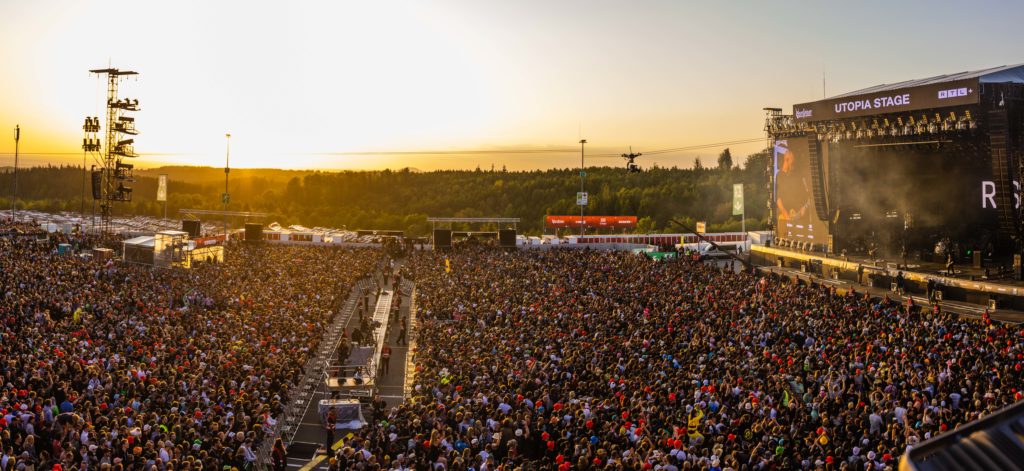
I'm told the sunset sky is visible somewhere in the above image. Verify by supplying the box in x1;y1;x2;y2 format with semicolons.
1;0;1022;170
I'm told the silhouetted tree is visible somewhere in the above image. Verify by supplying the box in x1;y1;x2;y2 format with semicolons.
717;148;733;170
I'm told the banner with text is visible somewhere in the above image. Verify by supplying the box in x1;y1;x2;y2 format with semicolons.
545;215;637;229
793;78;979;122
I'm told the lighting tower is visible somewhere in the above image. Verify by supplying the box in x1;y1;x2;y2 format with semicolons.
763;107;783;242
579;139;586;237
224;133;231;240
11;125;19;221
88;67;140;233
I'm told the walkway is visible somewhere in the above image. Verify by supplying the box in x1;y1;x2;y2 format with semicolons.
282;260;416;470
255;277;375;469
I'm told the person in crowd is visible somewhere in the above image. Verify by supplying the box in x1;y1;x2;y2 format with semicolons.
396;318;407;346
271;438;287;471
381;344;392;376
325;407;337;451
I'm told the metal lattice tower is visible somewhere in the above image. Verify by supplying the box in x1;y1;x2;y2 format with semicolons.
87;67;139;234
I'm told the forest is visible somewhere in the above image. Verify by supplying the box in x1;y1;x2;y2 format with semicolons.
0;148;771;236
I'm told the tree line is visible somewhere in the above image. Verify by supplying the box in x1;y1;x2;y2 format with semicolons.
0;148;771;236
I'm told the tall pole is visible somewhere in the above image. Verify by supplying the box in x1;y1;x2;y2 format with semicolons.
81;149;86;220
12;125;19;221
579;139;586;237
224;133;231;241
741;188;747;251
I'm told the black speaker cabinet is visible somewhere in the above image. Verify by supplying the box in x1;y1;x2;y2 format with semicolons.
245;223;263;242
433;229;452;248
91;170;103;200
499;229;517;247
182;220;201;238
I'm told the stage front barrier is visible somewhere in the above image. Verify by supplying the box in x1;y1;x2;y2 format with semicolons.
751;245;1024;310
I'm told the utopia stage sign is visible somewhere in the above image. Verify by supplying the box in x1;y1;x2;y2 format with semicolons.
793;78;979;122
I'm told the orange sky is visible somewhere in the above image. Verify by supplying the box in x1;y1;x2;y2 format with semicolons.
1;1;1021;170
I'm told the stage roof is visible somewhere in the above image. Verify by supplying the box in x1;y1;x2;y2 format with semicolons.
794;63;1024;122
123;236;155;248
831;63;1024;99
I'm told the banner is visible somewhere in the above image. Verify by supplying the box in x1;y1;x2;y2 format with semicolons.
577;192;588;206
545;215;637;229
156;174;167;202
193;235;225;246
732;184;743;216
793;78;979;122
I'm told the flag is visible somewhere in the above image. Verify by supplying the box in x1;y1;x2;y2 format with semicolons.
157;175;167;202
732;183;744;216
445;257;451;273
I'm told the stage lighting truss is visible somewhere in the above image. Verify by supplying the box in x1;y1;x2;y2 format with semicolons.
767;109;979;143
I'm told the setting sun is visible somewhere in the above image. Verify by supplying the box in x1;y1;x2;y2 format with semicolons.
2;1;1023;170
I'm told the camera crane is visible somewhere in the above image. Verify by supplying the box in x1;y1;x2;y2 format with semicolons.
622;147;642;173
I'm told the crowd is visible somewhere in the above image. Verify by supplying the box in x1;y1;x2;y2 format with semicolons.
319;247;1024;471
3;224;1023;471
0;229;379;471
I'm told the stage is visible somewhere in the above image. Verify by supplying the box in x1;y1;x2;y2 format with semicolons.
751;244;1024;312
761;63;1024;316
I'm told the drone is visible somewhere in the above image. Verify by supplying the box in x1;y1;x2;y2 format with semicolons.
622;147;642;173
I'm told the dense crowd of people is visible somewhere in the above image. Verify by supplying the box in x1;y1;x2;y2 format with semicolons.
323;247;1023;471
0;229;379;471
3;223;1024;471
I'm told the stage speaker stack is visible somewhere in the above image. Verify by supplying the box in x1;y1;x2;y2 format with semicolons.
433;229;452;249
499;229;517;248
973;251;983;269
244;223;263;242
182;220;201;238
91;170;103;200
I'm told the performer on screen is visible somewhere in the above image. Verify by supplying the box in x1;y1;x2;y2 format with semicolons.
775;143;812;223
